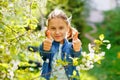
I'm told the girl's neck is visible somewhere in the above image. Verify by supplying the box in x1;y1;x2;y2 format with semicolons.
60;39;65;44
54;39;66;44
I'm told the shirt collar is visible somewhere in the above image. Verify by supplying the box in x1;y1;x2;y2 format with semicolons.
53;39;69;52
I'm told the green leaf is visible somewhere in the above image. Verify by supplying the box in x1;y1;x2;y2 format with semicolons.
99;34;104;41
73;70;77;76
0;63;9;69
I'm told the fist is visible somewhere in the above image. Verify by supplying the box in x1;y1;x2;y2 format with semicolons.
43;30;53;51
72;31;82;52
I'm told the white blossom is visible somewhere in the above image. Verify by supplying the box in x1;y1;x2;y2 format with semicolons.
77;37;110;71
29;68;34;71
93;54;101;62
79;64;85;69
103;40;110;43
76;66;80;71
7;60;20;80
88;43;94;53
107;44;111;49
85;62;90;67
81;52;87;57
99;52;105;56
82;67;90;70
88;53;95;60
85;60;93;67
11;60;20;71
82;58;87;63
46;59;49;63
8;70;14;80
89;64;94;69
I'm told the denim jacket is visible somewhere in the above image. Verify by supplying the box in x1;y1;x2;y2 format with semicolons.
39;39;81;80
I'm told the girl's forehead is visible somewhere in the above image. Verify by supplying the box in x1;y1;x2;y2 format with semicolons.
48;18;68;25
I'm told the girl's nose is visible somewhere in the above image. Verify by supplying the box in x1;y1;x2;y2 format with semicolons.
55;29;60;34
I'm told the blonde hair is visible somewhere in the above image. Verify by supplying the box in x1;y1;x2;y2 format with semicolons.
46;8;78;40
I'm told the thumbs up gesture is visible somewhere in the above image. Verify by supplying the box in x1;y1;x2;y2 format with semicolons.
72;31;82;52
43;30;53;51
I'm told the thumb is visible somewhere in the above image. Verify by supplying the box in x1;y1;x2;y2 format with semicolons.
73;31;78;41
46;30;53;40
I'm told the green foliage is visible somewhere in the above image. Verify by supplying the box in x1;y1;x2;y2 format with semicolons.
103;8;120;45
81;8;120;80
0;0;46;79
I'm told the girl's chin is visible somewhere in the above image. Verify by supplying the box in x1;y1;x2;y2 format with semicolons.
54;39;63;43
54;39;61;42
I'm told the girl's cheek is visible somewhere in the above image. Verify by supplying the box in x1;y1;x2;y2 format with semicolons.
51;32;55;38
65;32;68;39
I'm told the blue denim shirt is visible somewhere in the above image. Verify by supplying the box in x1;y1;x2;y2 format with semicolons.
39;39;81;80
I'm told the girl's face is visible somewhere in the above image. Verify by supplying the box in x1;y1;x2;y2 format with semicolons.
48;18;69;44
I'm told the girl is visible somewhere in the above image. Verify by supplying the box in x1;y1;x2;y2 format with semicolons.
39;9;82;80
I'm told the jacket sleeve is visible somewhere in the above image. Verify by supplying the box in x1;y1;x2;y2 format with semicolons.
70;43;82;57
38;43;52;61
72;48;82;57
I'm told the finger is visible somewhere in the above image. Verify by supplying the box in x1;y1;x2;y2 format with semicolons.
73;39;82;51
73;31;78;41
43;44;52;51
43;39;52;51
73;43;81;51
44;39;52;44
44;46;51;49
46;30;53;40
43;43;52;48
43;47;51;51
73;45;80;52
73;40;82;46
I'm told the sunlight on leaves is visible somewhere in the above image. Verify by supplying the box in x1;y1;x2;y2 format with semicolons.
99;34;104;41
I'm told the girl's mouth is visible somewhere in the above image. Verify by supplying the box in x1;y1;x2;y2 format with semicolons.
55;36;61;39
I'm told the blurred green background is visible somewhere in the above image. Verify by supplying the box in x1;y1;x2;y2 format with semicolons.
0;0;120;80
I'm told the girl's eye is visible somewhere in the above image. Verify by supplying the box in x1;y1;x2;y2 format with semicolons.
51;27;55;30
59;26;64;30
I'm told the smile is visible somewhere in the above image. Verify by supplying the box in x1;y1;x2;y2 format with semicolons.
55;36;61;38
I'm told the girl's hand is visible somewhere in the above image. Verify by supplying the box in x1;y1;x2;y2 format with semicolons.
43;30;53;51
72;32;82;52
